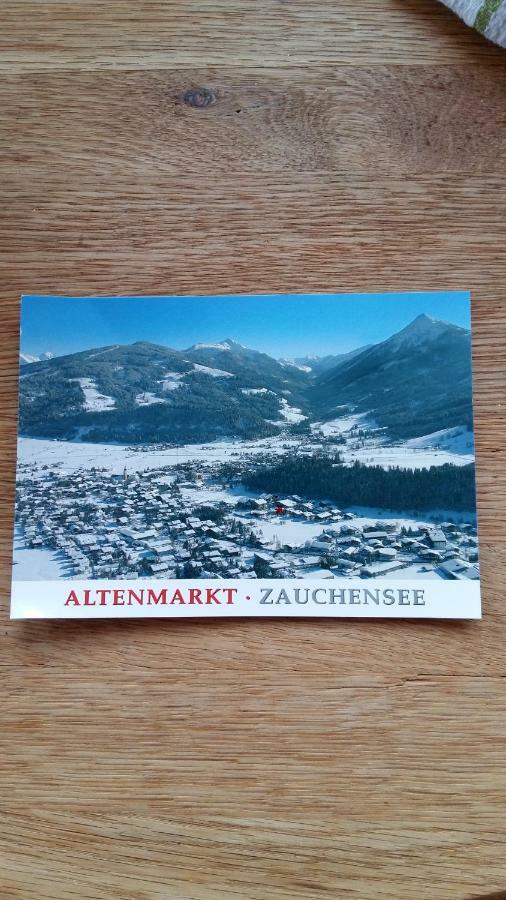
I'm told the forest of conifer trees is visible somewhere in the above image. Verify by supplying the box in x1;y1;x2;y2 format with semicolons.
245;455;476;513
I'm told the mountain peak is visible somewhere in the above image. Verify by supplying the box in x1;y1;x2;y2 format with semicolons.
388;313;468;348
399;313;438;337
412;312;433;325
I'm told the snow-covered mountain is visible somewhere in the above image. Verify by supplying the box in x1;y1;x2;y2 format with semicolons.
383;313;467;350
19;339;309;443
18;315;473;444
288;345;373;375
19;351;54;365
311;314;473;439
294;344;371;375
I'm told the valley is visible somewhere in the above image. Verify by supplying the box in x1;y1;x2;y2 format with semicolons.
14;312;478;583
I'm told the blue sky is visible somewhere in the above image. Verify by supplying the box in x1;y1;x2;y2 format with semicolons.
21;291;471;359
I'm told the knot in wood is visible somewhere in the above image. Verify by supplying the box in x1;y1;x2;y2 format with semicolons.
182;87;216;109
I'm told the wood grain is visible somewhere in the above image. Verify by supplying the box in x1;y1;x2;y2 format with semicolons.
1;675;506;900
1;1;506;898
1;0;505;71
2;66;506;176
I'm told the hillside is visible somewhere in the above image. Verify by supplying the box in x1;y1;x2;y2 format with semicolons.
18;340;309;443
18;315;474;444
310;315;473;439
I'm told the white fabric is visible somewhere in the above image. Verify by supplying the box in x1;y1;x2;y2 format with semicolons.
440;0;506;45
441;0;482;26
486;3;506;43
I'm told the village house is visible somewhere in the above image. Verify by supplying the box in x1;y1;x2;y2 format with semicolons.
426;528;447;551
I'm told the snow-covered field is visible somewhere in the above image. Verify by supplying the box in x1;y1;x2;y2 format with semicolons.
405;426;474;455
160;372;184;391
251;508;474;548
16;435;302;476
179;485;243;506
347;506;476;525
313;416;474;469
345;445;472;470
17;420;475;481
12;527;71;581
278;398;306;424
71;378;116;412
135;392;166;406
316;413;375;437
254;519;335;546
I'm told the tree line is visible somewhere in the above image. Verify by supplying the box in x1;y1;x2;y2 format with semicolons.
245;455;476;513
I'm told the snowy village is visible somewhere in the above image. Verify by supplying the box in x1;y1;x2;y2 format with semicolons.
14;295;480;586
13;436;479;583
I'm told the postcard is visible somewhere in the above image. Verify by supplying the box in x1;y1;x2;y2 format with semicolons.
11;291;481;619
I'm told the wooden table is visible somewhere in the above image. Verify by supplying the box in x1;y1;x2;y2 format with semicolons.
1;3;506;898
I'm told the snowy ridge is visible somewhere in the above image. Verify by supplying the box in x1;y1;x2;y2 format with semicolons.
385;314;469;350
279;359;312;372
189;342;232;352
87;346;120;359
20;351;54;365
192;364;233;378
